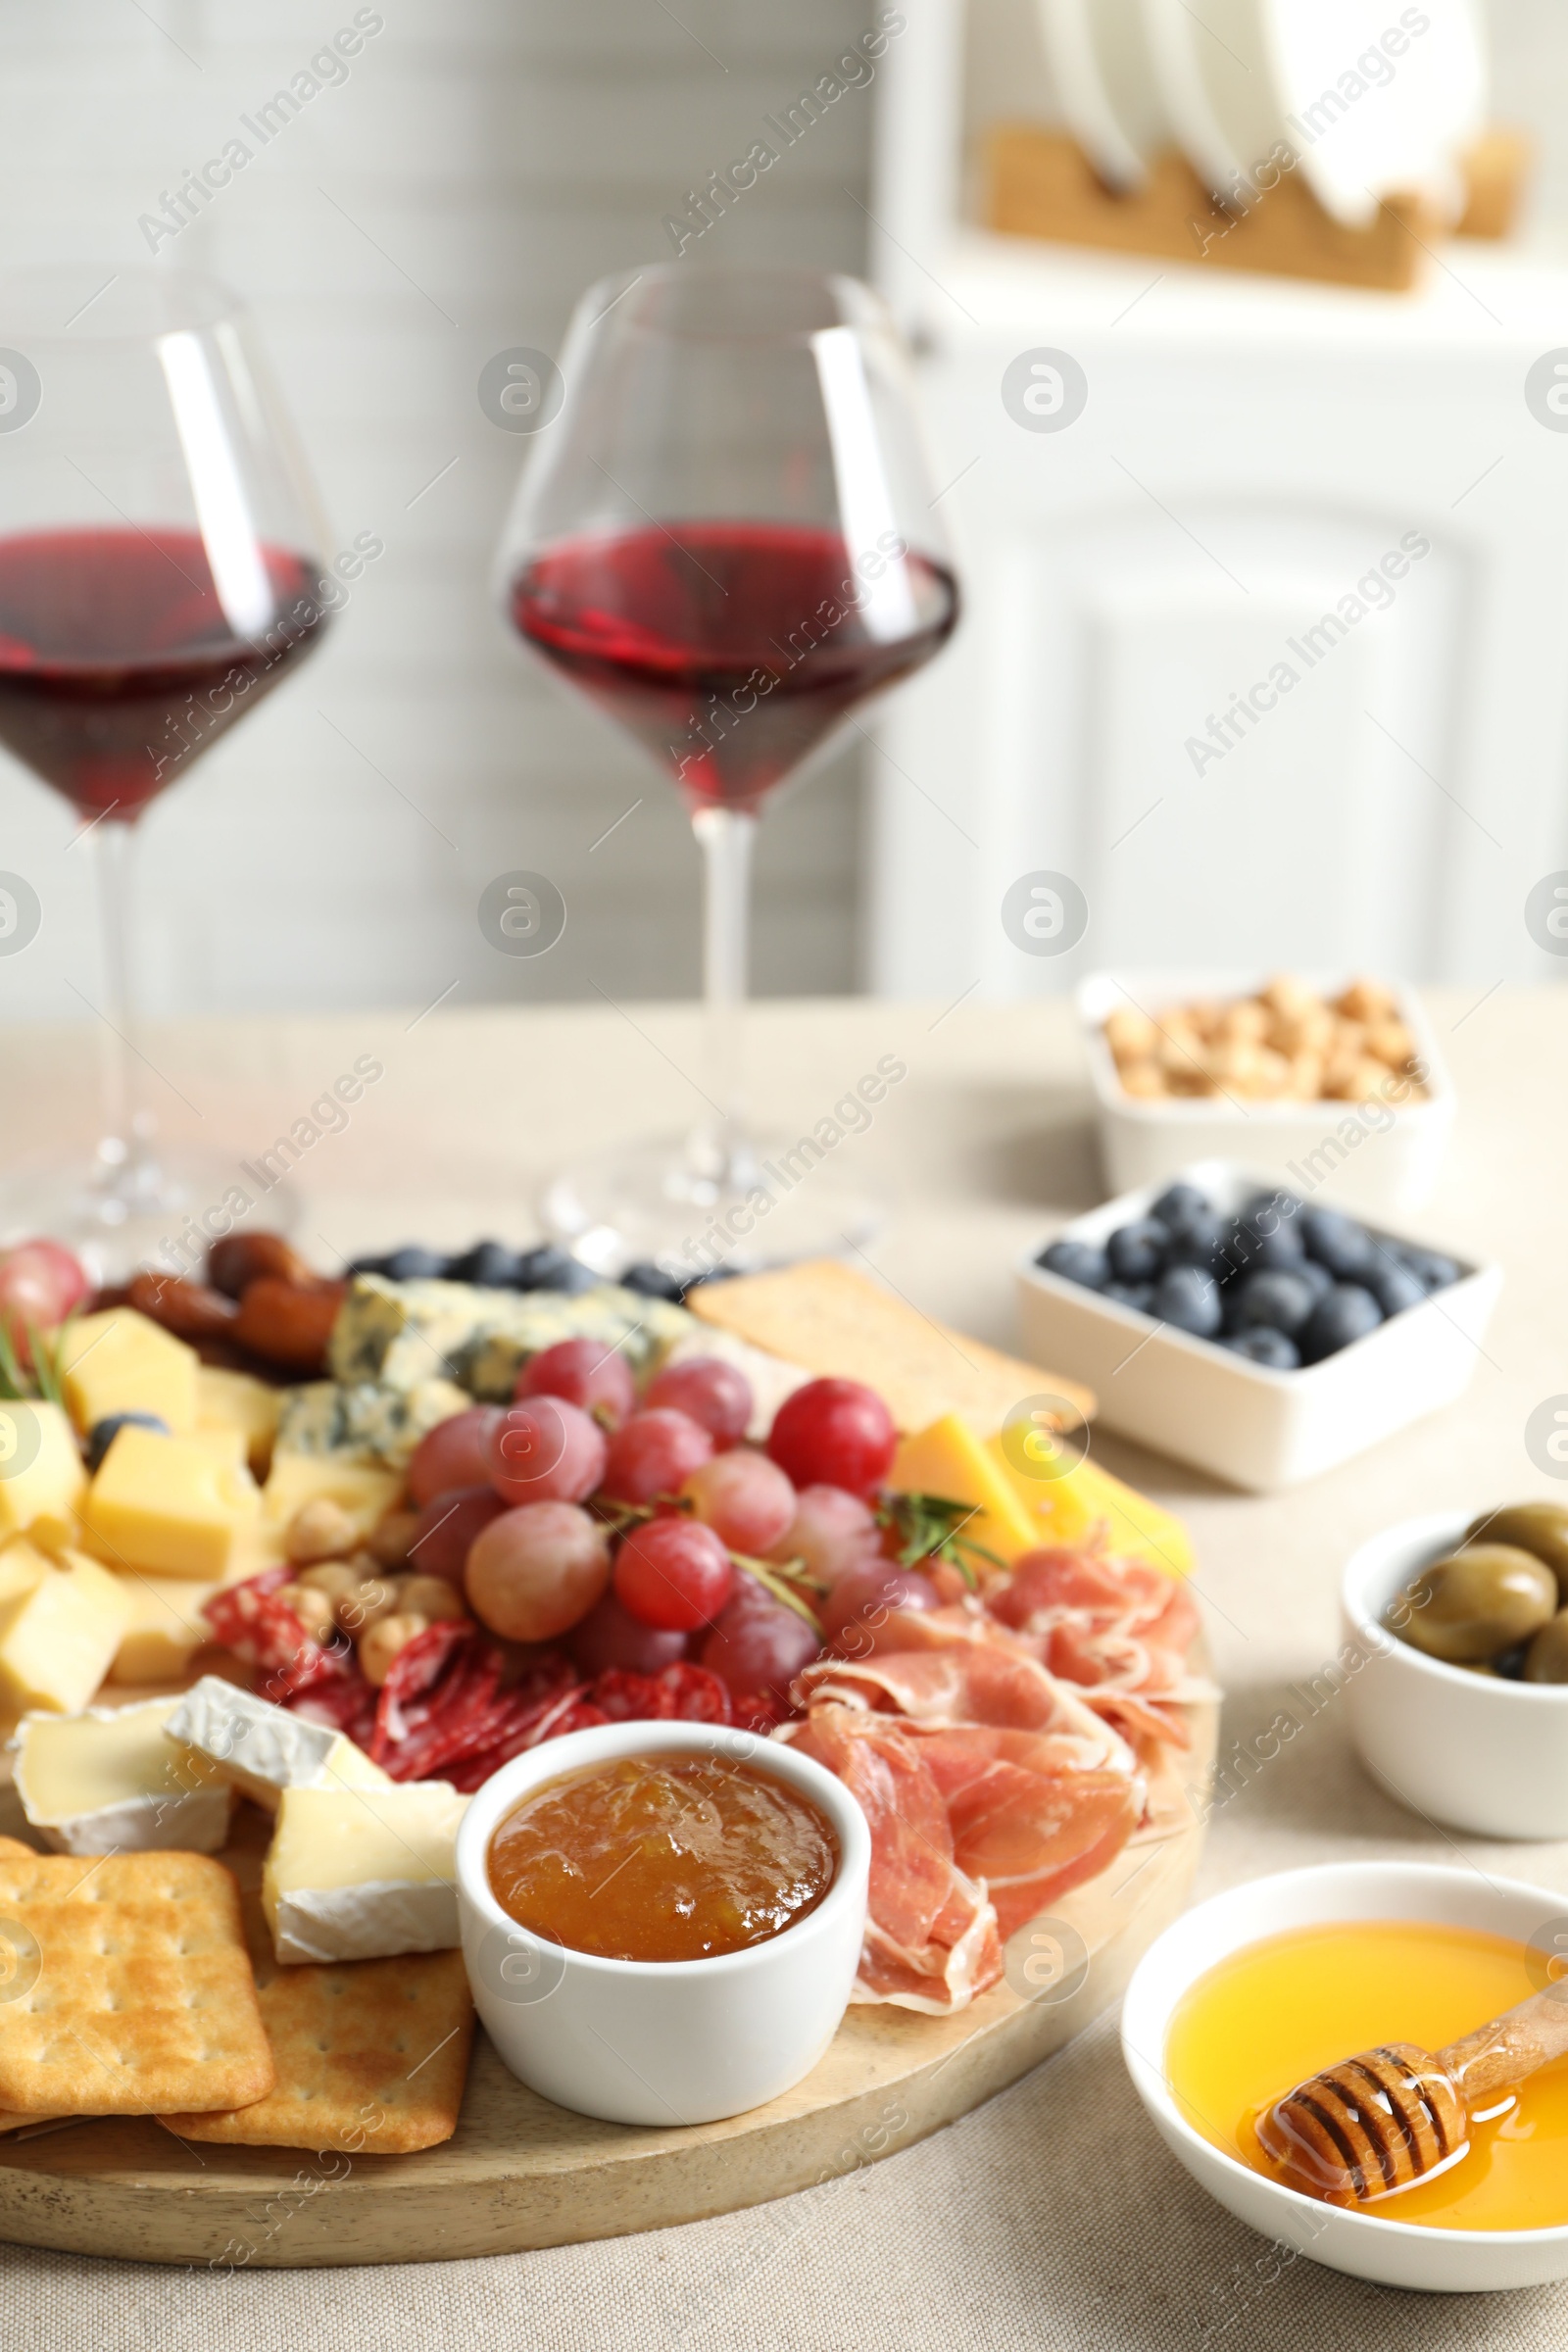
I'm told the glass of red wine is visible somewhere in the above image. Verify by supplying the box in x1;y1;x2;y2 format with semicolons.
497;266;957;1278
0;268;331;1272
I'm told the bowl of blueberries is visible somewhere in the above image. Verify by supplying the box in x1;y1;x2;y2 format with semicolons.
1016;1163;1501;1492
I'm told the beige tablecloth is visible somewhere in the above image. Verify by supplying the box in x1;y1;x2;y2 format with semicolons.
1;988;1563;2347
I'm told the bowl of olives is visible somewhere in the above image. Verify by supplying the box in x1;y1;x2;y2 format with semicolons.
1343;1505;1568;1840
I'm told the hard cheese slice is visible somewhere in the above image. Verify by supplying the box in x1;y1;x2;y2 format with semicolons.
59;1306;198;1437
0;1404;86;1544
986;1433;1194;1578
107;1573;220;1685
80;1425;260;1580
12;1697;232;1855
0;1548;133;1719
196;1365;282;1478
888;1414;1040;1564
165;1675;390;1812
262;1781;468;1963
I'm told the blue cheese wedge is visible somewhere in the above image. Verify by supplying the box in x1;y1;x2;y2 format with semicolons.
262;1781;468;1963
329;1274;692;1399
11;1697;233;1855
164;1675;390;1812
272;1377;469;1470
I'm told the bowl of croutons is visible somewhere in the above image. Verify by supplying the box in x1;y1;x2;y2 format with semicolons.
1076;970;1455;1214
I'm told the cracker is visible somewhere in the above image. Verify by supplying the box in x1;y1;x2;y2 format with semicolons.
161;1898;472;2154
687;1258;1096;1434
0;1849;273;2115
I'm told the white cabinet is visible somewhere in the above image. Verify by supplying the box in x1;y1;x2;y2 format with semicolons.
863;4;1568;995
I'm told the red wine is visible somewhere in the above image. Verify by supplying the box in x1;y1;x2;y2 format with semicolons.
0;528;329;819
510;522;957;812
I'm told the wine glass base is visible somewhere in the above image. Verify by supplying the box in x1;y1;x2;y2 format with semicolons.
0;1148;303;1285
539;1133;884;1284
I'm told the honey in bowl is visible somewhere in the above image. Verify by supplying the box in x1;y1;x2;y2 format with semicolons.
1166;1921;1568;2231
487;1749;838;1963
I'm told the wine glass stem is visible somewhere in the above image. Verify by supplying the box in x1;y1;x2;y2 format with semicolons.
88;816;152;1186
691;804;756;1183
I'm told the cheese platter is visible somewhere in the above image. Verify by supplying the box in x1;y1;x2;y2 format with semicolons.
0;1231;1216;2263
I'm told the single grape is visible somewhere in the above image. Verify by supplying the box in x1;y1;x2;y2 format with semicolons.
819;1559;940;1648
681;1448;796;1554
700;1574;823;1699
465;1500;611;1642
514;1336;637;1429
0;1239;91;1365
407;1405;502;1507
644;1354;754;1447
566;1589;688;1677
767;1484;881;1587
600;1407;713;1505
487;1396;607;1505
406;1483;506;1585
612;1516;734;1632
765;1378;896;1498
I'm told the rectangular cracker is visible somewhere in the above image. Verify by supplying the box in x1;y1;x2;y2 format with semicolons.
687;1258;1097;1434
161;1897;473;2154
0;1849;273;2115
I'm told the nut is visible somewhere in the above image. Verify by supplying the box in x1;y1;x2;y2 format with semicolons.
1118;1059;1166;1099
1336;977;1398;1025
367;1508;419;1571
276;1582;338;1642
397;1575;470;1622
284;1497;360;1566
333;1576;402;1635
292;1561;364;1603
360;1611;429;1687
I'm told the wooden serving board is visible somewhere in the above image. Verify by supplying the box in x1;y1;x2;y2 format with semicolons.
0;1692;1214;2269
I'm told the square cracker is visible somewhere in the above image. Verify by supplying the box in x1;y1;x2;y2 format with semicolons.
0;1849;272;2116
687;1258;1097;1434
161;1899;473;2154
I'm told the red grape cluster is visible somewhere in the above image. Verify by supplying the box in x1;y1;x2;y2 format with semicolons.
401;1344;922;1706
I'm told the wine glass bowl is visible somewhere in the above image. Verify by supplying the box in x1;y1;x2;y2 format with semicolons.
0;267;332;1268
497;265;958;1276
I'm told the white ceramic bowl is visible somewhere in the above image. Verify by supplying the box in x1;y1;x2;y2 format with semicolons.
455;1719;870;2127
1078;971;1455;1216
1122;1861;1568;2293
1343;1511;1568;1840
1015;1161;1500;1492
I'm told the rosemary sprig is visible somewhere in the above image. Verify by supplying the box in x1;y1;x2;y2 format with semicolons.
875;1490;1008;1590
27;1323;66;1410
0;1319;32;1401
730;1551;823;1636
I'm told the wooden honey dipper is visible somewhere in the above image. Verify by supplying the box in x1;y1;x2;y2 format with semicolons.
1256;1981;1568;2208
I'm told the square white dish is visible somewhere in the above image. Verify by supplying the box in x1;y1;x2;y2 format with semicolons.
1015;1160;1500;1492
1076;970;1456;1214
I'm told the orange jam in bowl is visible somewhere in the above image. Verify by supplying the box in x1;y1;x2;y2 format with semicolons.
1165;1920;1568;2232
485;1748;839;1964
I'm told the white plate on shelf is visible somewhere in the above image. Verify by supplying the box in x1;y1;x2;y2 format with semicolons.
1141;0;1487;224
1038;0;1170;189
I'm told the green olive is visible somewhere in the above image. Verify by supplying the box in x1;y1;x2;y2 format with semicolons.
1390;1545;1558;1664
1525;1608;1568;1684
1465;1503;1568;1603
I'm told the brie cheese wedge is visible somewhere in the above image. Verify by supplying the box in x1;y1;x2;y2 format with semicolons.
262;1780;468;1963
164;1674;390;1812
12;1697;233;1855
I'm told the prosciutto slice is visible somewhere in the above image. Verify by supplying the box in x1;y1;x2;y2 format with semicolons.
782;1535;1202;2013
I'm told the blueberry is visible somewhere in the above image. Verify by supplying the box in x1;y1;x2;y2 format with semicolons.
1220;1202;1305;1280
1106;1219;1169;1284
1102;1282;1155;1313
1038;1240;1111;1291
1162;1209;1227;1275
346;1252;393;1277
1240;1188;1302;1227
1222;1328;1300;1370
1366;1258;1426;1318
1232;1269;1317;1337
619;1260;687;1302
1298;1283;1384;1363
1299;1206;1377;1283
1150;1181;1211;1229
1152;1264;1223;1338
380;1246;449;1282
1295;1258;1334;1303
86;1411;170;1473
447;1240;524;1289
514;1244;599;1295
1396;1245;1463;1294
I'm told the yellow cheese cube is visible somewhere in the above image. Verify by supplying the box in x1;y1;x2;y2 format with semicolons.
190;1424;249;1469
985;1434;1193;1578
0;1540;52;1611
80;1426;260;1580
107;1571;220;1684
0;1548;132;1718
261;1455;401;1545
196;1366;282;1478
60;1306;198;1438
0;1402;87;1542
888;1413;1040;1566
